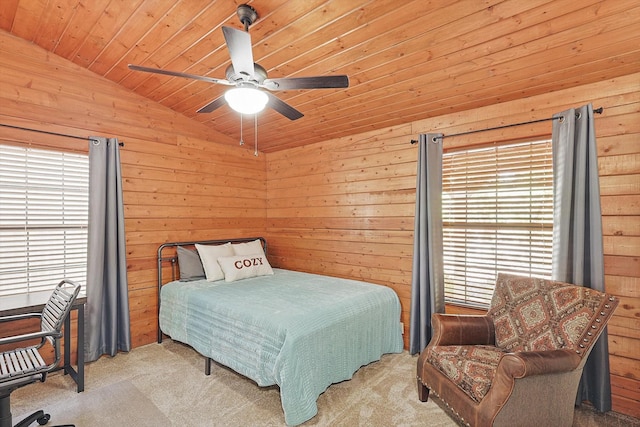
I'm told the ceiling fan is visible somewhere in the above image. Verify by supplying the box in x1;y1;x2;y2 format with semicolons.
128;4;349;120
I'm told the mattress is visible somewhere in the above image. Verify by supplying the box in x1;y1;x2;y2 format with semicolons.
159;268;403;425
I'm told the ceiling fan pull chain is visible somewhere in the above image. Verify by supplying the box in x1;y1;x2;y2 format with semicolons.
239;114;244;145
254;114;258;156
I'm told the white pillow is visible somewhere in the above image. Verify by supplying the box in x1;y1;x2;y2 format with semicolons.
232;239;266;256
217;253;274;282
195;243;234;281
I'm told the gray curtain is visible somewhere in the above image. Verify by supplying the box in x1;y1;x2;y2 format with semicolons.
86;137;131;362
551;104;611;411
409;134;445;354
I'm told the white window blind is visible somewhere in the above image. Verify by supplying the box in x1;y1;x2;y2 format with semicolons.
0;144;89;297
442;140;553;308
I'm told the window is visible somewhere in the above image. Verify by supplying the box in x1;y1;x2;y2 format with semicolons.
0;144;89;297
442;140;553;308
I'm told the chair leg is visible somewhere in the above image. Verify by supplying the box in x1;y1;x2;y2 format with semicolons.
14;410;49;427
417;379;430;402
15;410;76;427
1;394;74;427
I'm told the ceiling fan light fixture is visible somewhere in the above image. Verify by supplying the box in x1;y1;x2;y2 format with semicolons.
225;87;268;115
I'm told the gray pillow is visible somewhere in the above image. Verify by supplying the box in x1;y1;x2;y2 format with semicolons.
177;246;205;281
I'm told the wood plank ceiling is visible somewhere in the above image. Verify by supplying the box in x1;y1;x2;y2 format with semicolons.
1;0;639;152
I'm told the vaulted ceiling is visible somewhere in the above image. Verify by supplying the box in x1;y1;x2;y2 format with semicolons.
1;0;638;152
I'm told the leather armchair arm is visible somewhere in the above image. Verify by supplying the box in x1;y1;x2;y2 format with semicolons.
498;349;582;378
430;313;495;346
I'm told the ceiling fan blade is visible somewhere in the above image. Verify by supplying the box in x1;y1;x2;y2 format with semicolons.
128;64;231;85
196;96;227;113
222;26;255;78
266;93;303;120
263;75;349;91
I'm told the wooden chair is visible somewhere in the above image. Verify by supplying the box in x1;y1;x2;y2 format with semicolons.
416;273;618;427
0;280;81;427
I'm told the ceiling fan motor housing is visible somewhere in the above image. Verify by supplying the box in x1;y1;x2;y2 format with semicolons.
225;63;267;85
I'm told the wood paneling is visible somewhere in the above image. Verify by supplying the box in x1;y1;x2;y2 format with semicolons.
0;16;638;420
1;1;638;152
0;31;267;351
266;72;640;418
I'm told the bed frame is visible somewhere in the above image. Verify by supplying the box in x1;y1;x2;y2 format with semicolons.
155;236;403;425
156;237;267;343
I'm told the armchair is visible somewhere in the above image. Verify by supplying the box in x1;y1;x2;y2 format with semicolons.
416;273;618;427
0;279;81;427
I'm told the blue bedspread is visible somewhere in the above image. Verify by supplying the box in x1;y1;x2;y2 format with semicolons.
159;268;403;425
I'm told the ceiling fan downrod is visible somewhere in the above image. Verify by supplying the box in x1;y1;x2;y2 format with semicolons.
237;4;258;32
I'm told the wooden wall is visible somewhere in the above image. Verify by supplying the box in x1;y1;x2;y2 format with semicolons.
0;30;268;350
1;28;637;419
265;72;640;418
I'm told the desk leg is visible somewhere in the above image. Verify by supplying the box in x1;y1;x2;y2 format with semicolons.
77;303;84;392
62;304;85;393
64;311;71;374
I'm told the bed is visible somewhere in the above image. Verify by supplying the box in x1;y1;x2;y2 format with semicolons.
157;237;403;426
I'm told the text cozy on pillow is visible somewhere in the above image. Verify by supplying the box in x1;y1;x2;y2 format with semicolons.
217;253;274;282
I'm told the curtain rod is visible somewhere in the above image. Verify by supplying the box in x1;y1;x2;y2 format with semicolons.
410;107;604;144
0;123;124;146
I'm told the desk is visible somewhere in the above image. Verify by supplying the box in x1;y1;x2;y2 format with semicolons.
0;291;86;392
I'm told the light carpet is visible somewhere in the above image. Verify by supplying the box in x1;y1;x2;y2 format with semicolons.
10;340;458;426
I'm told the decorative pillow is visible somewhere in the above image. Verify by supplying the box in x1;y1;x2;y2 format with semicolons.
195;243;235;281
176;246;205;281
216;253;274;282
232;239;266;257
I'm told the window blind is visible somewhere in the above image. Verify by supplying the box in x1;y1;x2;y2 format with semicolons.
442;140;553;308
0;144;89;296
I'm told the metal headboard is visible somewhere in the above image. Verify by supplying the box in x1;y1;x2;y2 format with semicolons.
156;237;267;343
